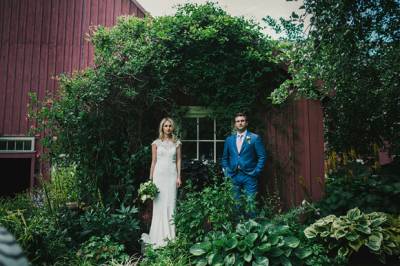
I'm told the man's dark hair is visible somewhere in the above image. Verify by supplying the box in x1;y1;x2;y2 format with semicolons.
234;112;248;122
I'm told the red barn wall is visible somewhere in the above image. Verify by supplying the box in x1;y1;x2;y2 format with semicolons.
0;0;146;136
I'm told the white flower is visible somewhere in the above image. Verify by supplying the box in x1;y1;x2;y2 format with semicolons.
246;136;251;144
356;159;364;165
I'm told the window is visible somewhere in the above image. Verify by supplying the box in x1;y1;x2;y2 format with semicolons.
180;106;227;162
0;137;35;153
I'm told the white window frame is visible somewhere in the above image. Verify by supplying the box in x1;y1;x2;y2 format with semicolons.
0;137;35;153
181;106;225;162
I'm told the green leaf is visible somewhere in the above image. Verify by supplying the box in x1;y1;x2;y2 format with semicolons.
224;253;236;265
269;235;280;245
244;251;253;262
252;256;269;266
366;233;383;251
345;231;359;241
338;246;350;258
224;238;238;251
349;239;364;252
303;226;318;238
195;258;207;266
279;255;292;266
269;247;284;257
257;242;272;252
283;236;300;248
190;242;210;256
294;247;312;259
245;233;258;247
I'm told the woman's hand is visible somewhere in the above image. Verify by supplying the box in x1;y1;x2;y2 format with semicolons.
176;177;182;188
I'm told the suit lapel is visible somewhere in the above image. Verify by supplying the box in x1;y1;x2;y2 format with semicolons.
231;134;238;155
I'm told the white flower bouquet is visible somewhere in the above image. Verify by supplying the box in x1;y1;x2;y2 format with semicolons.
138;180;159;202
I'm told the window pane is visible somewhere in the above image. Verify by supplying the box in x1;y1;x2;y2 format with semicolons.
24;140;32;151
0;140;6;150
8;141;16;150
199;118;214;140
182;142;197;160
216;142;225;162
199;142;213;161
16;141;23;150
181;118;197;140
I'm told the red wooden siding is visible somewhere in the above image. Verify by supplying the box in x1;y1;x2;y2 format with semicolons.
0;0;146;136
261;99;325;208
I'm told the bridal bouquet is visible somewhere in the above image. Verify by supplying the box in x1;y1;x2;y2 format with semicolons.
138;180;159;202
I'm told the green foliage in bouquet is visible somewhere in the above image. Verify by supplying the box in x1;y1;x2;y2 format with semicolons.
304;208;400;263
190;219;313;266
138;181;160;202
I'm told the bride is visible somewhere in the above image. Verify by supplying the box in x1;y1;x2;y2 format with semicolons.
142;117;182;248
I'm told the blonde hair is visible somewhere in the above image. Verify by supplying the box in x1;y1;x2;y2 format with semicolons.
158;117;178;142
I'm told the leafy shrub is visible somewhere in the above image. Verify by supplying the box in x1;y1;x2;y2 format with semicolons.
190;219;313;266
140;238;192;266
317;160;400;216
304;208;400;264
174;179;237;242
77;235;129;265
0;167;81;264
57;203;141;253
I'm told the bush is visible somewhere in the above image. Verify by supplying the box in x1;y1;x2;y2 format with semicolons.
317;159;400;216
77;235;129;265
304;208;400;264
190;219;313;266
140;238;192;266
174;179;237;243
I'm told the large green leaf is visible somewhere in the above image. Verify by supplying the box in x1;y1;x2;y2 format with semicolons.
294;247;312;259
252;256;269;266
366;233;383;251
244;250;253;262
283;236;300;248
224;238;238;251
257;242;272;252
195;258;207;266
244;233;258;247
349;239;364;252
346;208;362;220
279;256;292;266
224;253;236;265
345;231;359;241
303;226;318;238
190;242;210;256
269;247;284;257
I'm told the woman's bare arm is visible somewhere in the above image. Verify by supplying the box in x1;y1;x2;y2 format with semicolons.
176;144;182;187
149;143;157;180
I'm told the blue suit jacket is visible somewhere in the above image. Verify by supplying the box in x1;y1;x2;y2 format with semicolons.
221;131;267;178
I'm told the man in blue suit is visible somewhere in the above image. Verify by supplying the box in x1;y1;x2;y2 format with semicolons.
222;113;267;207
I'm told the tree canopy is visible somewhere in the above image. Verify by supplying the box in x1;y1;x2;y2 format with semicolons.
269;0;400;155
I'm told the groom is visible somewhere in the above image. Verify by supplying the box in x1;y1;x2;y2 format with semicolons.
221;113;266;205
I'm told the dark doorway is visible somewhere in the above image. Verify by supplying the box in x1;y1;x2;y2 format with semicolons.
0;158;31;197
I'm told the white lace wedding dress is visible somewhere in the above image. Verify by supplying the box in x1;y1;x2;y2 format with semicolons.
142;139;181;248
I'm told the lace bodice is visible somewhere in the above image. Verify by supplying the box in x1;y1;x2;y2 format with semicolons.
152;139;181;164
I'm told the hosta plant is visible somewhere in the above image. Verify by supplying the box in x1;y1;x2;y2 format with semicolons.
304;208;400;263
190;219;313;266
